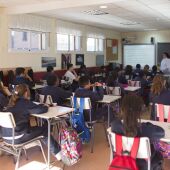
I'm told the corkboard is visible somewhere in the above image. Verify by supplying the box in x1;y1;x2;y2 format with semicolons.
106;39;118;61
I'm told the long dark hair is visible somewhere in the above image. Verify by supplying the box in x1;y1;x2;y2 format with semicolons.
121;95;143;137
8;84;30;107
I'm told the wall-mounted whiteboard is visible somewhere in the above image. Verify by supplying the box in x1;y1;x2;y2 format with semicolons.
123;44;155;68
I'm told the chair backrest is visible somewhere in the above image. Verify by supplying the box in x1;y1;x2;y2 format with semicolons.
106;86;121;96
128;80;141;87
155;103;170;122
0;112;16;129
71;96;92;110
39;94;53;105
108;132;151;161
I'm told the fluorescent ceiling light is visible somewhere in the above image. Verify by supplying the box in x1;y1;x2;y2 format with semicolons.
100;5;108;9
144;28;157;31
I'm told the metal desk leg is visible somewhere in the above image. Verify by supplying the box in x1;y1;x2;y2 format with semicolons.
107;104;110;128
47;119;51;170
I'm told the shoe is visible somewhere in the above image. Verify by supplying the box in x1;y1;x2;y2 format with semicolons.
55;151;62;161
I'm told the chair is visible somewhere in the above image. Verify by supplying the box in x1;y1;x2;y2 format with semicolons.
38;94;56;106
0;112;47;170
155;103;170;122
71;97;94;153
128;80;141;87
108;130;151;170
106;86;121;96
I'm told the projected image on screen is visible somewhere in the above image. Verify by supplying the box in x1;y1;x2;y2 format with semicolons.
123;44;155;68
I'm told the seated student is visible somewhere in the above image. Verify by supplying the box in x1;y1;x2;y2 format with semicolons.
1;84;61;159
133;64;141;79
150;75;170;120
111;95;164;170
41;74;72;105
124;65;133;80
64;63;79;91
0;81;11;111
14;67;34;88
106;71;125;95
151;65;159;79
43;66;54;81
75;76;104;121
78;64;89;77
143;64;151;78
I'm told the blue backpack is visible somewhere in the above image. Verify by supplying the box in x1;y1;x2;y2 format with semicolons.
71;97;91;143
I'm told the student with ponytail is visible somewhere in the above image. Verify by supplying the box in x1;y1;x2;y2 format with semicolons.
1;84;61;160
111;95;164;170
150;75;170;120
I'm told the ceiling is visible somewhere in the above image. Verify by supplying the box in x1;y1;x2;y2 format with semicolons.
2;0;170;32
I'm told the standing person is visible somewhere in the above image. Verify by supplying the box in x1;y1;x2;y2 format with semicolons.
1;84;61;160
111;95;164;170
160;52;170;74
64;64;79;91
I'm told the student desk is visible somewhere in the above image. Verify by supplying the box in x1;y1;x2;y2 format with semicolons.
32;84;46;90
141;119;170;142
97;95;121;127
124;86;141;92
32;106;74;170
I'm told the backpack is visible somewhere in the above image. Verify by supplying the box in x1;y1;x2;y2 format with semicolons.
71;97;91;143
59;121;82;166
109;134;140;170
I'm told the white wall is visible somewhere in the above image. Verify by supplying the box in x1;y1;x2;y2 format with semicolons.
0;14;122;72
121;30;170;44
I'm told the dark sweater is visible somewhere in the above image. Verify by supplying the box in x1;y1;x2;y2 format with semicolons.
2;98;48;137
41;86;72;105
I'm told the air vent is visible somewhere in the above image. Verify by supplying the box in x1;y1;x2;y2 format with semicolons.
83;10;109;15
120;22;140;25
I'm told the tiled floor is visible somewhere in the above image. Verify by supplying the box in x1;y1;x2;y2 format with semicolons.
0;123;170;170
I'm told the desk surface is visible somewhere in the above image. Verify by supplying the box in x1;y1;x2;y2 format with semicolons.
32;84;46;90
97;95;121;104
108;119;170;142
141;119;170;142
32;106;74;119
124;86;141;92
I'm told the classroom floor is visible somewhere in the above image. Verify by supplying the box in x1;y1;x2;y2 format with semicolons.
0;122;170;170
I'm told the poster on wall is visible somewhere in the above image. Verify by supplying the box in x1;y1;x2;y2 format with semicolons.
96;55;104;66
76;54;84;65
42;57;56;67
61;53;71;69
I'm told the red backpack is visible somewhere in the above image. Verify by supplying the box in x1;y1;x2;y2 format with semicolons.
109;134;140;170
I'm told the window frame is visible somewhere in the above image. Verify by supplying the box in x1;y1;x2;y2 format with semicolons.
86;37;104;53
8;28;50;53
56;33;82;52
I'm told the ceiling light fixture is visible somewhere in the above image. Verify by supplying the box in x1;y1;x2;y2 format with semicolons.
83;10;109;15
144;28;157;31
100;5;108;9
120;22;140;25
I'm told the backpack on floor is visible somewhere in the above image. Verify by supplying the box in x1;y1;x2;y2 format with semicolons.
109;134;140;170
59;121;82;166
71;97;90;143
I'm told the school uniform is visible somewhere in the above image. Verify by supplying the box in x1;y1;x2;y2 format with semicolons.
0;92;8;111
41;85;72;105
150;89;170;120
43;72;55;81
133;69;141;79
1;98;60;154
14;76;34;88
75;86;104;121
111;118;165;170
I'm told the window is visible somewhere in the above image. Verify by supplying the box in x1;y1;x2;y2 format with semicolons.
56;33;81;51
9;29;49;52
87;37;104;52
